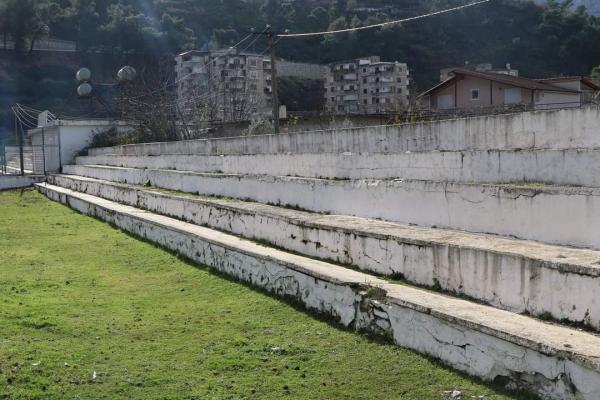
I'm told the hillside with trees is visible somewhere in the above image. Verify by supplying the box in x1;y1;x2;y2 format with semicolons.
1;0;600;139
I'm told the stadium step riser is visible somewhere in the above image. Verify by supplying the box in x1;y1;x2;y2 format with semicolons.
49;173;600;330
77;149;600;187
62;165;600;250
36;182;600;400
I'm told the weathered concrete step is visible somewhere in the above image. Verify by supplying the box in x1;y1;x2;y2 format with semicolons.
49;173;600;331
62;164;600;250
78;148;600;186
87;106;600;157
36;182;600;400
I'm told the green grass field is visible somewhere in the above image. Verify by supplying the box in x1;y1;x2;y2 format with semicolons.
0;189;533;400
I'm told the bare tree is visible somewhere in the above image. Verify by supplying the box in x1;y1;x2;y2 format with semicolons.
119;57;202;142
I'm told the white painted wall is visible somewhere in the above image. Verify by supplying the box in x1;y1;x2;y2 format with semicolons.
29;120;132;173
0;175;45;190
78;148;600;187
88;106;600;157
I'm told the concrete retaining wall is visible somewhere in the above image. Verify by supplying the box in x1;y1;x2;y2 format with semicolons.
62;165;600;250
50;173;600;330
278;61;327;80
0;175;45;191
37;182;600;400
88;106;600;157
79;148;600;187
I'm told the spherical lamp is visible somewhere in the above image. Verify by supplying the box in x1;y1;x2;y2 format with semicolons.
76;68;92;83
77;82;93;98
117;66;137;83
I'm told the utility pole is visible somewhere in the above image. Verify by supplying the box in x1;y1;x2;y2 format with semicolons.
15;114;24;175
251;26;282;134
267;29;280;134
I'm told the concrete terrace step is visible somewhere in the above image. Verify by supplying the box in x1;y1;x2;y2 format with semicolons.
36;182;600;400
87;107;600;157
78;148;600;187
49;173;600;330
62;164;600;250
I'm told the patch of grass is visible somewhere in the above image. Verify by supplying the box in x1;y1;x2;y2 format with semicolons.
0;189;537;400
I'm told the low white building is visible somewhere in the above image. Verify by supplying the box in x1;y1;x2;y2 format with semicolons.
28;118;132;173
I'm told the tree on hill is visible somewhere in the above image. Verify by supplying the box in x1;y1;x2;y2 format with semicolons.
1;0;64;56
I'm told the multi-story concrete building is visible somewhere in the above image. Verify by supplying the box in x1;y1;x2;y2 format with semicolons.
174;48;273;122
325;56;410;114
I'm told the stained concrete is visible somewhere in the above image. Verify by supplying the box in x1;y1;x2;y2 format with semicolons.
88;106;600;157
78;148;600;187
37;182;600;400
49;173;600;330
62;164;600;250
0;175;45;191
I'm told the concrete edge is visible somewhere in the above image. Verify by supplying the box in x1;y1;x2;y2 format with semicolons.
0;175;46;191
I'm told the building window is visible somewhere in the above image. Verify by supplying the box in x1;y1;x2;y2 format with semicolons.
363;89;367;94
471;89;480;100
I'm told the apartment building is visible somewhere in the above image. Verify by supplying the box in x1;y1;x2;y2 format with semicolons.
174;48;273;122
325;56;410;114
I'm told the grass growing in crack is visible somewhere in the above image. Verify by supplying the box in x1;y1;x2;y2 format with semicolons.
0;189;538;400
364;287;387;302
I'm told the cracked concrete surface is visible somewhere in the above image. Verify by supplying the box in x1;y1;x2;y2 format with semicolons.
36;182;600;400
78;148;600;187
61;164;600;250
48;173;600;330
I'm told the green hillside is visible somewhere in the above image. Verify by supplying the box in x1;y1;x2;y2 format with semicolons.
1;0;600;139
